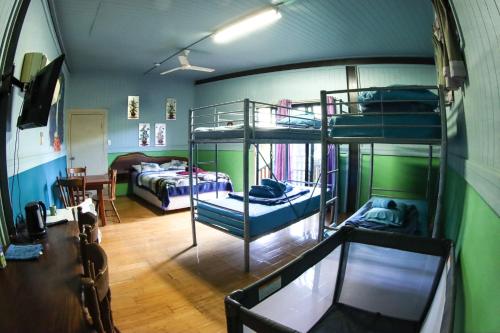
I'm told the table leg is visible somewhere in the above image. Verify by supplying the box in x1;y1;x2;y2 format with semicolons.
97;188;106;226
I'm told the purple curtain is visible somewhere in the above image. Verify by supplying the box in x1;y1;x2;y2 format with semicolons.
327;96;336;189
274;99;292;181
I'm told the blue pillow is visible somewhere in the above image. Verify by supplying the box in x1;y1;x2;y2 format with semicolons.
371;198;397;209
249;185;280;198
261;179;289;196
362;207;404;226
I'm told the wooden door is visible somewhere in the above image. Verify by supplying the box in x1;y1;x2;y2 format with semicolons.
68;110;107;175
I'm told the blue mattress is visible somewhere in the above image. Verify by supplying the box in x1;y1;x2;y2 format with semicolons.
196;188;322;238
342;196;429;236
330;113;441;140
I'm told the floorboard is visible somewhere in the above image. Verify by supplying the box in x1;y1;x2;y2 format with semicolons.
101;196;321;332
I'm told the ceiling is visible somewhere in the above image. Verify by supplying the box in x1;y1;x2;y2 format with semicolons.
51;0;435;80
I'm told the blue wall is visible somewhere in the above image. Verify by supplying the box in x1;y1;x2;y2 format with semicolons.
68;73;195;153
8;156;67;221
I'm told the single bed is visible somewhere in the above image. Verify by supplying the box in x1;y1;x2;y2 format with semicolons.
226;227;455;333
196;187;322;239
338;196;430;237
109;152;232;212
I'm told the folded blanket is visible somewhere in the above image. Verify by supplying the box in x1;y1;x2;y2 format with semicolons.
5;244;43;260
249;185;281;198
346;205;418;235
228;187;309;205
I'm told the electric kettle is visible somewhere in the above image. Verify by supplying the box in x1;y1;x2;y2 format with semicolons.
25;201;47;239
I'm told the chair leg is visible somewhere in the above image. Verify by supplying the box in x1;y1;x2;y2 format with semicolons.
110;200;121;223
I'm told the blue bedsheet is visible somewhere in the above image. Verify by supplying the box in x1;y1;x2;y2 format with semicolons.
196;188;322;238
342;196;429;236
358;87;439;108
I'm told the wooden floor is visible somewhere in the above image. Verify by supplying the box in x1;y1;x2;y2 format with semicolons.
100;196;321;332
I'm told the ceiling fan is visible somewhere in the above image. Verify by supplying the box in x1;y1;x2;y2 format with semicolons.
160;50;214;75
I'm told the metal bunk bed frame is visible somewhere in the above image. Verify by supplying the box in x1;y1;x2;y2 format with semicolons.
319;85;447;240
188;98;339;272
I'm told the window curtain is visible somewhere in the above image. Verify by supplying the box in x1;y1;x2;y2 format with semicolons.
274;99;292;181
327;96;336;191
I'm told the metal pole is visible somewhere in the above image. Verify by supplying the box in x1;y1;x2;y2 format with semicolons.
188;108;197;246
432;86;448;239
426;145;433;201
368;143;374;198
215;143;219;198
243;99;251;272
333;143;340;226
255;144;260;184
319;91;328;242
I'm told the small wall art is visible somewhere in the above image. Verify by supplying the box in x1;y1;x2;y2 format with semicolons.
128;96;140;119
138;123;150;147
166;98;176;120
155;123;166;146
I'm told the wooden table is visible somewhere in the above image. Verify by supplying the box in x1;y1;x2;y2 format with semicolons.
85;174;110;226
0;222;92;333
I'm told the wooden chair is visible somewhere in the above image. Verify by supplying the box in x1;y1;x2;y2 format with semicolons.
93;169;121;223
57;177;87;208
80;243;119;333
67;167;87;177
78;206;99;244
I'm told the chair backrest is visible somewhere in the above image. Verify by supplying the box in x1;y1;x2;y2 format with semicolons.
81;243;115;333
58;177;86;208
67;167;87;177
78;206;99;243
107;169;117;201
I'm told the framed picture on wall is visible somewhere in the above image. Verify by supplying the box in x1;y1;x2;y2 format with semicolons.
138;123;150;146
166;98;176;120
128;96;140;119
155;123;166;146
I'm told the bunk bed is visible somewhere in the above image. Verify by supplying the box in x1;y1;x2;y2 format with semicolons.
319;85;447;240
189;99;338;272
225;226;455;333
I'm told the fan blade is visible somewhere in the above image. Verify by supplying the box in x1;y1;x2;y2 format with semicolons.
160;67;182;75
178;55;190;67
187;65;215;72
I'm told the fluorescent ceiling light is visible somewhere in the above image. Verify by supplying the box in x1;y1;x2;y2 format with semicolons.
213;8;281;44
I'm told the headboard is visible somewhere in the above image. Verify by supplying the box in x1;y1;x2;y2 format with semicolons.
109;152;188;183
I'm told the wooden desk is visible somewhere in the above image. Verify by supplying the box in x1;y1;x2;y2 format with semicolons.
0;222;91;333
85;174;110;226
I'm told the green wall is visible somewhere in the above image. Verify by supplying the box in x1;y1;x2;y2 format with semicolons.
359;154;440;204
443;169;500;333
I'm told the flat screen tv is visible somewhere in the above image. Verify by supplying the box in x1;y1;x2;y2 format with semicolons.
17;54;65;130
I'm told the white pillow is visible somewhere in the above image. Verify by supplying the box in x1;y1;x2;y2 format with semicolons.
141;162;162;172
131;164;142;172
159;162;171;169
167;159;187;170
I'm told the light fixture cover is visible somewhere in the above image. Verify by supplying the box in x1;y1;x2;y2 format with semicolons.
213;8;281;44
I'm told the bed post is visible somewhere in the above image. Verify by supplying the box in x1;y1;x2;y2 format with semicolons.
368;143;374;198
432;85;448;238
188;107;197;246
319;90;328;242
243;99;251;272
333;142;340;226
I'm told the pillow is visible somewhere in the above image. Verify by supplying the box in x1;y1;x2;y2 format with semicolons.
371;198;397;209
131;164;142;172
140;162;162;172
159;162;171;169
249;185;280;198
167;159;187;170
362;207;405;226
